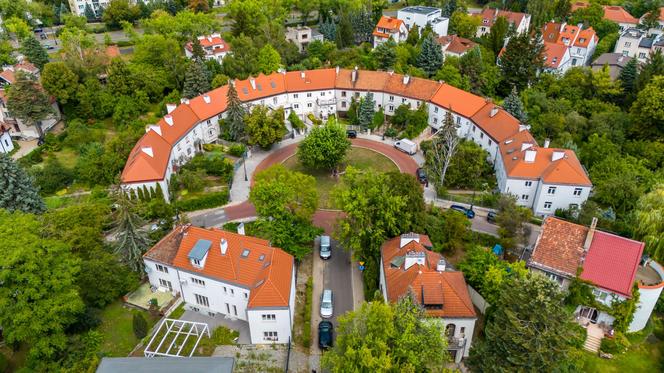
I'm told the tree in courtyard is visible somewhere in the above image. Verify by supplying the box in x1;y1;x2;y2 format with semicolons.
386;172;426;233
182;58;210;98
427;111;460;192
250;165;320;260
357;92;376;129
225;83;246;141
0;153;46;214
111;187;151;273
298;118;350;170
634;185;664;263
499;31;545;92
0;210;85;364
6;71;54;141
495;194;533;254
322;296;449;371
416;33;443;77
20;35;50;70
439;139;494;190
257;44;282;74
630;76;664;140
483;16;509;58
41;62;79;105
502;86;528;124
467;274;583;372
372;39;397;70
245;106;287;149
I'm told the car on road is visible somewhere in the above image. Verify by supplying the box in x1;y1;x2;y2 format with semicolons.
346;129;357;138
318;321;334;349
320;235;331;260
320;289;333;318
394;138;417;155
487;211;497;223
416;167;428;185
45;45;55;50
450;204;475;219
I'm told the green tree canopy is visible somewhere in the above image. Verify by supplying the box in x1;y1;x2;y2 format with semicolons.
416;33;443;77
20;35;50;70
182;58;211;98
297;118;350;170
41;62;79;105
0;153;46;214
245;106;287;149
496;194;533;253
634;184;664;263
111;187;151;273
225;83;246;141
102;0;140;29
257;44;282;74
630;75;664;140
499;31;545;92
6;71;54;140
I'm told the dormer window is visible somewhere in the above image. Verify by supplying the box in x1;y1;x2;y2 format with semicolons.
192;258;201;267
189;239;212;269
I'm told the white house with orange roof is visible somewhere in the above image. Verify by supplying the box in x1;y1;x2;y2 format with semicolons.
373;16;409;47
603;5;639;31
379;233;477;363
542;22;599;68
397;6;449;37
437;35;478;58
143;225;296;344
185;33;232;62
473;8;531;37
542;41;573;74
639;7;664;36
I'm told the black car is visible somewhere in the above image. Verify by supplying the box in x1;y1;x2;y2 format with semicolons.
318;321;334;349
416;168;428;185
346;130;357;138
450;204;475;219
487;211;497;223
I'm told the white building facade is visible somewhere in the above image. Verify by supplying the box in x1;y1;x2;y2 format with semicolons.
397;6;449;37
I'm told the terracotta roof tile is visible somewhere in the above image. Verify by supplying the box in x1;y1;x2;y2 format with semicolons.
188;85;229;120
438;35;478;55
384;73;441;101
157;103;201;145
375;16;405;32
470;103;521;142
284;68;336;92
121;129;172;183
476;8;527;28
529;217;587;277
144;225;186;265
603;6;638;24
334;68;390;91
430;83;487;118
234;72;287;102
571;2;588;12
185;35;232;54
543;42;569;68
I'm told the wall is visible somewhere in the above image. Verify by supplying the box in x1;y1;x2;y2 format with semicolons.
630;261;664;332
178;267;251;320
532;183;591;216
144;259;181;296
247;308;292;344
466;285;490;314
443;317;476;361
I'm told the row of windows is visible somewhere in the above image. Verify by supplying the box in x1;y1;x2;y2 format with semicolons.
263;331;278;341
261;314;276;321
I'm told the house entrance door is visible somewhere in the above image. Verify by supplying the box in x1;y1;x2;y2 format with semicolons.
579;306;598;323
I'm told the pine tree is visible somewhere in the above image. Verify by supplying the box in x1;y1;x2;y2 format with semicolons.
20;36;50;70
0;154;46;214
320;18;337;41
182;59;210;98
142;185;151;201
406;24;420;45
84;3;96;21
503;87;528;124
358;92;376;129
6;71;53;141
132;312;148;339
442;0;457;17
500;31;545;92
226;83;246;141
137;187;145;201
149;186;157;199
190;38;205;60
373;40;397;70
619;58;638;104
112;187;151;273
137;0;151;18
347;97;359;125
416;33;443;77
459;46;484;94
352;10;373;44
155;183;165;200
53;4;61;25
336;12;354;48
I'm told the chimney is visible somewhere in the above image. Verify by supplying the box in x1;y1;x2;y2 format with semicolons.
403;75;410;85
351;67;358;82
552;150;565;161
166;103;177;114
400;232;420;248
164;114;174;126
388;70;394;75
249;77;256;90
237;222;245;236
404;251;426;270
521;142;533;151
203;94;211;104
180;98;189;105
220;238;228;255
519;124;529;132
524;149;537;162
436;259;446;272
335;66;340;75
583;217;598;252
141;146;154;157
490;107;499;117
300;71;305;79
543;139;550;148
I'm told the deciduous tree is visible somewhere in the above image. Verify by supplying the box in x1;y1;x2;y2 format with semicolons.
635;185;664;263
102;0;140;29
245;106;287;148
427;111;460;191
257;44;282;74
499;31;545;92
6;71;53;141
298;118;350;170
41;62;79;105
495;194;533;253
630;75;664;139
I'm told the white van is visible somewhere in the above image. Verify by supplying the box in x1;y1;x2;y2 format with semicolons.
320;289;333;318
394;138;417;155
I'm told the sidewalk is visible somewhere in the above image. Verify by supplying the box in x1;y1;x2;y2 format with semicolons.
350;251;365;310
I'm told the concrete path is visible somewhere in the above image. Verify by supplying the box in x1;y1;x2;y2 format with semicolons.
179;310;251;344
11;139;38;160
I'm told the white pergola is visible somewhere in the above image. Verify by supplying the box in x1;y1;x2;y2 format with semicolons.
144;318;210;358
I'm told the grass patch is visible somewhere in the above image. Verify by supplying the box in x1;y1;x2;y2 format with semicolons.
97;300;159;357
282;147;399;208
169;302;186;319
294;277;313;348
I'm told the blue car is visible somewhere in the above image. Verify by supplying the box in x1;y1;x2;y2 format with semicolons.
450;204;475;219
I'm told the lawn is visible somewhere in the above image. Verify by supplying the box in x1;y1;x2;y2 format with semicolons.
97;300;160;357
282;147;398;208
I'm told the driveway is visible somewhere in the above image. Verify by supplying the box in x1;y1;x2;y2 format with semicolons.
179;310;251;344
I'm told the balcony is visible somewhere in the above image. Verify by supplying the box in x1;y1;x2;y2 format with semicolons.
317;98;337;106
447;337;466;349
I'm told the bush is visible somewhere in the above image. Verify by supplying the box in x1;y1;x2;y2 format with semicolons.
177;168;206;193
177;191;229;212
169;303;186;319
302;277;313;348
19;147;44;167
600;332;630;354
228;143;246;157
31;158;74;195
132;311;148;339
212;326;239;345
384;127;398;138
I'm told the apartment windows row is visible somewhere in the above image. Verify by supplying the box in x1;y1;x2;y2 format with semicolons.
225;303;238;316
195;294;210;308
192;277;205;286
261;314;276;321
263;331;278;341
156;264;169;273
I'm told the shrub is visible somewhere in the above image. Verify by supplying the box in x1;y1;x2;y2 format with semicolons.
169;303;186;319
228;143;246;157
0;351;8;372
132;311;148;339
600;332;630;354
178;168;206;193
384;127;398;138
31;158;74;195
177;191;229;212
212;326;239;345
302;277;313;348
19;147;44;167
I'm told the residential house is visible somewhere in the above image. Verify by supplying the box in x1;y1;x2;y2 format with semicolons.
591;53;634;79
602;5;639;31
185;34;232;63
143;225;296;345
528;217;664;333
542;41;573;74
542;22;598;68
397;6;449;37
373;16;409;48
639;7;664;35
0;124;13;153
473;8;531;37
67;0;109;17
614;27;664;62
285;26;324;53
437;35;477;58
379;233;477;363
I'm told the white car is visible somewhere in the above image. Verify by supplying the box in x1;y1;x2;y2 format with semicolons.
320;289;333;318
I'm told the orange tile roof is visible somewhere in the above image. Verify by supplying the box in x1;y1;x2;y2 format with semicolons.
438;35;478;55
573;27;598;48
157;103;201;145
381;235;476;318
105;45;121;58
234;72;287;102
603;6;638;24
543;42;569;68
430;83;487;118
0;69;14;84
571;1;588;12
384;73;441;101
470;103;521;142
476;8;527;28
335;68;391;91
529;217;587;277
186;35;232;53
284;68;336;92
543;22;562;43
161;225;294;308
375;15;404;32
121;129;172;183
188;85;229;120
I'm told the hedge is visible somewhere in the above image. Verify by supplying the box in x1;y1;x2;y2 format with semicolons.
302;277;313;348
177;190;229;212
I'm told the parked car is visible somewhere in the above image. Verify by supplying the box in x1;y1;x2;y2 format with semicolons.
450;204;475;219
320;289;333;318
487;211;497;223
346;129;357;138
39;33;47;40
318;321;334;349
45;45;55;50
416;168;428;185
33;28;44;33
394;138;417;155
320;235;331;260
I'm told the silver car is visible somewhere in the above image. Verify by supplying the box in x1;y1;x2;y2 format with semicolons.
320;235;331;260
320;289;333;318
